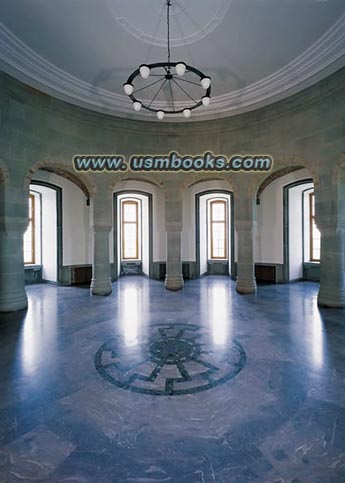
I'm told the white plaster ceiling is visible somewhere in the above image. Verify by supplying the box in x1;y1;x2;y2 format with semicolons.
0;0;345;122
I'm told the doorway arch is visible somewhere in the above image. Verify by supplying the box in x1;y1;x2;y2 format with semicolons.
195;189;235;279
114;190;153;279
25;165;92;286
283;178;315;282
27;180;62;283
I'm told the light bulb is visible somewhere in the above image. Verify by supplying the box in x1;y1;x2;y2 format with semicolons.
175;62;186;76
183;108;191;118
202;96;210;107
157;110;165;120
133;101;142;111
201;76;211;89
139;64;150;79
123;83;133;95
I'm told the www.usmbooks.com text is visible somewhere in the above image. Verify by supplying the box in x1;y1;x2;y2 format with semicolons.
73;152;273;172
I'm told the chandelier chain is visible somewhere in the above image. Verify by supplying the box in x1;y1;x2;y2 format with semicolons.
123;0;211;117
167;0;171;65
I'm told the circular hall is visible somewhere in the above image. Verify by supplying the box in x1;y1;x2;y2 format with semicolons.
0;1;345;482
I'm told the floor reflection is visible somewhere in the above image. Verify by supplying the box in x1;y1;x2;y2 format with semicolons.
202;280;232;348
287;287;326;370
21;289;58;377
116;278;150;354
1;278;344;483
310;308;324;369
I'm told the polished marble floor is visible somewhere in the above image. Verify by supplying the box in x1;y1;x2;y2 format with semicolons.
0;277;345;483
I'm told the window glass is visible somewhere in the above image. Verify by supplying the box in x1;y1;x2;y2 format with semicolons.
24;193;35;264
211;202;225;221
210;200;227;259
310;193;320;262
123;203;137;222
122;200;139;260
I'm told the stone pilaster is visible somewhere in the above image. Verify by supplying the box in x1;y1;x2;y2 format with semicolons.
0;182;28;312
315;179;345;308
164;192;184;291
235;192;257;294
90;191;112;296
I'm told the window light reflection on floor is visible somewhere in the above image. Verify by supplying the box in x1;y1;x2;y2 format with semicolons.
118;283;142;347
207;283;231;347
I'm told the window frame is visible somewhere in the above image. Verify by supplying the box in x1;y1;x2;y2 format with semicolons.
121;199;139;260
24;193;36;265
209;199;227;260
309;192;320;262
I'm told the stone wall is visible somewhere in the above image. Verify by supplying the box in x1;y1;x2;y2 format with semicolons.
0;66;344;310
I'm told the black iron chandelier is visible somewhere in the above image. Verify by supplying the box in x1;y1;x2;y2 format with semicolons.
123;0;211;120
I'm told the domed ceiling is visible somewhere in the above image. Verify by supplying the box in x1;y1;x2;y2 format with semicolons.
0;0;345;122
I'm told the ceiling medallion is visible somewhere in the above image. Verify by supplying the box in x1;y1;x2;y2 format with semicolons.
123;0;211;120
109;0;232;48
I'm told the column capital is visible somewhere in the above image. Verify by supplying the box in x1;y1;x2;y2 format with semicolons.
90;193;113;296
92;223;112;233
90;193;113;228
163;181;182;202
0;181;29;234
314;176;345;231
166;221;183;232
0;181;28;312
235;220;257;231
235;191;257;294
316;216;345;233
315;173;345;308
165;198;183;231
234;190;257;225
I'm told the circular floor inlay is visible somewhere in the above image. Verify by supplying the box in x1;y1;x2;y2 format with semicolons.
94;323;246;396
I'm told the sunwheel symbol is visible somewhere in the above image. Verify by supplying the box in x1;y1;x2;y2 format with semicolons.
95;323;246;396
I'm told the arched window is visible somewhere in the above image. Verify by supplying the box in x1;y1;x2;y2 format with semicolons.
209;199;227;259
122;200;139;260
309;192;320;262
23;193;35;265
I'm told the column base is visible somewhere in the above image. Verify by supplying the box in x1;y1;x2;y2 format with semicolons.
165;275;184;291
0;290;28;312
317;288;345;308
90;278;112;296
236;277;257;294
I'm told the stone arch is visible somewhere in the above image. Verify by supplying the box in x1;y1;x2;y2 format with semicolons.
254;162;316;284
182;177;235;196
181;172;237;196
25;159;96;198
110;175;164;193
183;176;232;191
256;166;304;203
256;165;313;204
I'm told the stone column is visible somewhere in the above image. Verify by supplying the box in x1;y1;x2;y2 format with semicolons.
0;181;28;312
165;194;184;291
90;191;112;296
235;192;257;294
316;178;345;308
